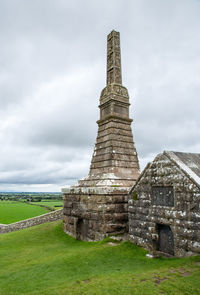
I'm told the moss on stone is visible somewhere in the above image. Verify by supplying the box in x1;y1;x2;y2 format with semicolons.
132;192;138;200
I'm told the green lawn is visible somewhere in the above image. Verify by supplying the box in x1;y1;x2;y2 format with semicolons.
0;221;199;295
32;200;63;209
0;201;48;224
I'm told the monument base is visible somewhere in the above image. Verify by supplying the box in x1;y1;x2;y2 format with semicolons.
62;187;129;241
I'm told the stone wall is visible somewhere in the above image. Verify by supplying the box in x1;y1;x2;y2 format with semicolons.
0;209;63;234
128;153;200;257
63;187;128;241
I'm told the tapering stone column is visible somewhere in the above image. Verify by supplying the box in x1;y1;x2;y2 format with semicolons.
78;30;139;187
62;30;140;241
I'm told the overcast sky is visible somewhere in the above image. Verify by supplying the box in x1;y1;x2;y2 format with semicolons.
0;0;200;192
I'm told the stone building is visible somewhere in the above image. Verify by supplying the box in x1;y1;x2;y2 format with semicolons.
62;30;140;241
128;151;200;257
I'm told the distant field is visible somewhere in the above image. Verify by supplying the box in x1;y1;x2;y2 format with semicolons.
0;221;199;295
0;201;48;224
32;200;63;209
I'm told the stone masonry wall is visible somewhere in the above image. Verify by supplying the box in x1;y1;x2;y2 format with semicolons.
128;153;200;257
0;209;63;234
63;187;128;241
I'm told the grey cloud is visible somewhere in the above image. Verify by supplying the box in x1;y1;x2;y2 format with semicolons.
0;0;200;191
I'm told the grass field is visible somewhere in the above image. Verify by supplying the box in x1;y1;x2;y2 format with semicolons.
0;221;199;295
0;201;48;224
32;200;63;209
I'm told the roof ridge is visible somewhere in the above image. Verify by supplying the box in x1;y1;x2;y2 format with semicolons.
164;150;200;188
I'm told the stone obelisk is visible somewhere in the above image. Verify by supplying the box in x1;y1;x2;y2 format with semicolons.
78;30;140;187
62;30;140;241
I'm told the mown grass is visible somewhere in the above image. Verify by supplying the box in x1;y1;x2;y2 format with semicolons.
0;221;199;295
32;200;63;209
0;201;48;224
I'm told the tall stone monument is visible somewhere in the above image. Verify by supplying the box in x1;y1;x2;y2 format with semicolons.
62;30;140;241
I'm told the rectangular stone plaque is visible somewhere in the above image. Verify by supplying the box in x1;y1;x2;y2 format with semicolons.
102;105;111;116
114;105;127;115
152;186;174;207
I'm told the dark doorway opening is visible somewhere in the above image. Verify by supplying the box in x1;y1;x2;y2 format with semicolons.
157;224;174;256
76;218;89;240
76;218;83;240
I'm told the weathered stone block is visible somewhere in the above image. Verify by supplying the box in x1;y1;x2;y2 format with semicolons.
63;208;71;215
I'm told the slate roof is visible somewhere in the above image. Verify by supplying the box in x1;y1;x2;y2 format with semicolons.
129;151;200;193
165;151;200;187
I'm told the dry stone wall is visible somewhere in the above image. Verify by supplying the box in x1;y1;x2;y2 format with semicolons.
0;209;63;234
